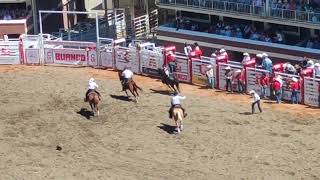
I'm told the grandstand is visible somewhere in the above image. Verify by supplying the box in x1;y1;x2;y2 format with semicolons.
156;0;320;63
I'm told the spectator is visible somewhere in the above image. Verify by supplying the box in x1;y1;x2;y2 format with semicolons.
273;75;283;104
260;73;269;99
314;63;320;78
167;51;176;73
206;65;215;89
290;77;300;104
236;28;243;38
306;39;314;48
274;31;284;44
261;53;273;72
234;69;246;93
183;42;192;56
216;48;229;64
3;12;12;20
284;63;297;74
225;66;233;92
190;42;202;58
249;90;263;114
225;26;232;37
242;52;251;65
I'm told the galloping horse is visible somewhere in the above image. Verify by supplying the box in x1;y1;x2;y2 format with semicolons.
172;107;184;134
118;71;142;102
87;91;100;116
158;68;180;93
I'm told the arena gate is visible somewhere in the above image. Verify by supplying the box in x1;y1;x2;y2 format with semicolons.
139;42;164;77
174;54;191;83
0;37;20;64
303;77;320;107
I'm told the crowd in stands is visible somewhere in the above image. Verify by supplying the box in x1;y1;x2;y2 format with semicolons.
174;16;320;49
0;7;30;20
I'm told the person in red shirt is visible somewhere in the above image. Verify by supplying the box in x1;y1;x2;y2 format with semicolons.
216;48;229;64
166;51;176;73
290;77;300;104
259;73;269;99
272;75;283;103
190;42;202;58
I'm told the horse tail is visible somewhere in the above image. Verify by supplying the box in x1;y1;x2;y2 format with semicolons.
134;82;143;92
176;81;181;93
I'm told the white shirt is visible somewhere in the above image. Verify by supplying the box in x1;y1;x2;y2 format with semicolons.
122;69;133;78
252;92;260;102
206;68;214;78
184;46;192;55
242;56;251;64
171;95;186;105
88;81;98;90
164;68;170;76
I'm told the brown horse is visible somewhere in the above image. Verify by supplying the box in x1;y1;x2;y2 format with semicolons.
88;91;100;116
118;71;142;102
172;107;184;134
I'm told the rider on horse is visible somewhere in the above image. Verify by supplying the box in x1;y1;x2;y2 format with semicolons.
169;92;187;118
164;66;175;81
84;78;101;102
121;66;134;91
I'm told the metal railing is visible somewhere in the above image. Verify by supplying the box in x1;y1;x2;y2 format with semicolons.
157;0;320;24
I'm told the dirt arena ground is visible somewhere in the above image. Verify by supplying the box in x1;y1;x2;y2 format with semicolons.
0;65;319;180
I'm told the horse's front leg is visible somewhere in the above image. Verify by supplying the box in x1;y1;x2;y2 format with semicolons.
125;90;129;97
90;103;95;116
175;120;181;134
96;104;99;116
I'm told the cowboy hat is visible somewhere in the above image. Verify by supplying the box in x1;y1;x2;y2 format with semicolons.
89;78;95;82
243;52;249;56
315;63;320;67
225;66;231;70
292;77;298;82
220;48;226;53
249;90;255;94
262;53;268;57
207;65;213;68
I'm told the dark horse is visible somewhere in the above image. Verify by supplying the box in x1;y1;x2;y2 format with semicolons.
158;68;181;93
118;71;142;102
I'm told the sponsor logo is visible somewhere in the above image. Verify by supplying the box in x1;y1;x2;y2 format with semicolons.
55;53;86;61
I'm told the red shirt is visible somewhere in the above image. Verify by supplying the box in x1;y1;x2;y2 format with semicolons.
273;80;281;91
290;81;300;91
216;53;229;64
166;54;175;64
190;48;202;58
260;76;269;86
273;63;285;73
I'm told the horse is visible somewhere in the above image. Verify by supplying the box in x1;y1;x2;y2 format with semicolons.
158;68;181;93
87;91;100;116
172;107;184;134
118;71;142;102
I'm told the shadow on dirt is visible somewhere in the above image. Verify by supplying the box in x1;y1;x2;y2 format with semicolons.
77;108;93;120
110;94;131;102
158;123;176;134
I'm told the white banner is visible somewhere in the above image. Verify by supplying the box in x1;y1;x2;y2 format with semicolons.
44;48;53;64
100;48;114;68
25;48;40;64
140;49;164;76
174;55;190;83
52;48;87;65
304;77;320;107
115;47;140;74
87;49;97;66
246;68;271;96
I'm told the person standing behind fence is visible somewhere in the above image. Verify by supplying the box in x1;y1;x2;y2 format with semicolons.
290;77;300;104
249;90;262;114
167;51;176;73
261;53;273;73
259;73;269;99
183;42;192;56
241;52;251;65
314;63;320;78
273;75;283;104
206;65;215;89
225;66;233;93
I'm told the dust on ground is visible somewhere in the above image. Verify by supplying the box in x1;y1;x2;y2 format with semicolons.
0;65;319;180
